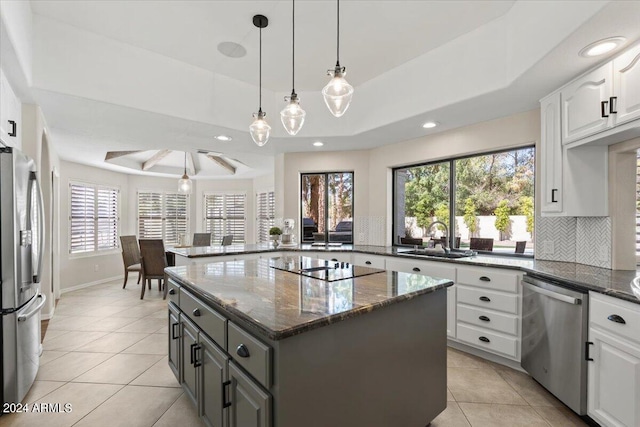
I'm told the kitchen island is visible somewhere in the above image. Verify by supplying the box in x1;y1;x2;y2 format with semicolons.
165;254;453;427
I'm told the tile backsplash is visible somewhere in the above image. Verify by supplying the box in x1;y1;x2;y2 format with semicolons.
535;216;612;269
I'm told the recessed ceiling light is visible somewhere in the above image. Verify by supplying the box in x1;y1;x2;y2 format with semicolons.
422;121;438;129
217;42;247;58
313;141;324;147
579;37;626;57
215;135;232;142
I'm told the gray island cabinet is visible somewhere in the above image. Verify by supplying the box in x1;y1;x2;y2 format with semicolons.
165;255;453;427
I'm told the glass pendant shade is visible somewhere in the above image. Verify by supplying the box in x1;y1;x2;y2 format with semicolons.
250;110;271;147
322;67;354;117
280;94;306;136
178;173;192;194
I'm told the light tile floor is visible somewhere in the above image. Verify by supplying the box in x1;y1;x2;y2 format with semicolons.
0;279;589;427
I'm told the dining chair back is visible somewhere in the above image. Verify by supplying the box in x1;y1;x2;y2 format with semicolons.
470;237;494;251
192;233;212;247
120;235;142;289
139;239;167;299
515;241;527;254
221;235;234;246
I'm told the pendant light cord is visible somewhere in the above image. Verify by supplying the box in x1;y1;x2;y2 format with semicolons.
292;0;295;94
259;25;263;112
336;0;340;67
183;151;187;175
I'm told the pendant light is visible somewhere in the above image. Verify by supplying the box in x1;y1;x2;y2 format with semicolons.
322;0;353;118
250;15;271;147
280;0;306;135
177;151;192;194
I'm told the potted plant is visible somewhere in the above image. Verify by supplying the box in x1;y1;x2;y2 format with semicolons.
269;227;282;248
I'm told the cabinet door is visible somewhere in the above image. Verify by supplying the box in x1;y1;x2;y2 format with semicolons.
447;285;456;338
199;333;228;427
540;92;563;213
181;316;199;406
228;361;271;427
561;63;613;144
588;328;640;427
0;70;20;147
613;44;640;126
168;303;180;381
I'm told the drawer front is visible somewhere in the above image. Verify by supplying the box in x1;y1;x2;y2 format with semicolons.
317;252;352;264
457;267;518;293
228;322;272;388
166;279;180;305
353;254;385;269
590;293;640;344
180;289;227;348
457;323;518;360
457;286;519;314
385;258;455;280
457;304;519;335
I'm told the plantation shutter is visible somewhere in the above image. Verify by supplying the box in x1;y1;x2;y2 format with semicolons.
256;191;275;243
165;193;189;246
70;184;96;253
97;187;119;250
138;192;163;239
204;193;246;243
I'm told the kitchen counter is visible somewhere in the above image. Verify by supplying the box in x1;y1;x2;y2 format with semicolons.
164;255;453;340
168;244;640;304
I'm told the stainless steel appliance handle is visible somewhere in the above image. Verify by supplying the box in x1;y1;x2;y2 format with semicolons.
18;294;47;321
523;282;581;305
29;171;45;283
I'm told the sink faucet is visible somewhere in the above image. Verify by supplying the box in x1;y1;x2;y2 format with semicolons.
426;221;449;252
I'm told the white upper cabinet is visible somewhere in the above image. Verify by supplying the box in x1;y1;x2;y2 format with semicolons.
0;69;21;148
540;92;563;214
612;44;640;126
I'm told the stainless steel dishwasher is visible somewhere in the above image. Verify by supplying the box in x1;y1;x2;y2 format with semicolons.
521;274;589;415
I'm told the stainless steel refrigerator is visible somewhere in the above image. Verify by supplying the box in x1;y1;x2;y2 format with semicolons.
0;145;45;407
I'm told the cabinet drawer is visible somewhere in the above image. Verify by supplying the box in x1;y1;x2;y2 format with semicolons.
316;252;352;264
457;286;519;314
353;254;385;269
457;267;519;293
590;293;640;345
457;304;519;335
457;323;518;359
228;322;272;388
166;279;180;305
180;288;226;348
386;258;455;280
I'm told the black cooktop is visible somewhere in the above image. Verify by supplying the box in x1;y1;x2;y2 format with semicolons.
270;257;385;282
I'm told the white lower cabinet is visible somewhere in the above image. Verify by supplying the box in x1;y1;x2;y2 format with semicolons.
588;293;640;427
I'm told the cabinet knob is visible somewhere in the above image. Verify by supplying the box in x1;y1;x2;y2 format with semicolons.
412;267;421;272
192;308;201;317
479;276;491;282
607;314;626;324
479;296;491;302
168;289;176;295
479;315;490;322
236;344;250;358
365;261;372;265
478;336;490;343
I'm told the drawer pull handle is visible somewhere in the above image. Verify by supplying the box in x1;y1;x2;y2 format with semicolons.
478;336;490;343
607;314;626;324
601;100;609;118
168;289;176;295
609;96;617;114
331;258;338;262
193;345;202;368
479;276;491;282
551;189;558;203
192;308;201;317
8;120;17;137
222;380;231;408
586;341;594;362
190;343;197;365
171;323;180;339
365;261;372;265
236;344;251;358
479;296;491;302
479;315;490;322
412;267;421;272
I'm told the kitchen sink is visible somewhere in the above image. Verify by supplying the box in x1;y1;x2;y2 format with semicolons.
399;250;473;259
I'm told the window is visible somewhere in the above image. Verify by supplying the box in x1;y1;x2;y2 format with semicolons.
301;172;353;243
69;182;119;254
394;146;535;255
204;193;246;244
256;190;275;243
137;191;189;246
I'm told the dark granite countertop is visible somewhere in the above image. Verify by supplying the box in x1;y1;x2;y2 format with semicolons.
169;244;640;304
165;255;453;340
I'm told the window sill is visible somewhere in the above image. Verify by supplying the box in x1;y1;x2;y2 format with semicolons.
68;249;121;259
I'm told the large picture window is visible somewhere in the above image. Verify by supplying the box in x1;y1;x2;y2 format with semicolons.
301;172;353;243
69;182;119;254
204;193;246;244
256;190;275;243
394;147;535;255
137;191;189;246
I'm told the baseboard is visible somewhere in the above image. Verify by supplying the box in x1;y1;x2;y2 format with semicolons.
60;275;124;294
447;339;525;372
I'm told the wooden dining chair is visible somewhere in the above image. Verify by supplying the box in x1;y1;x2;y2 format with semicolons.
515;241;527;254
221;234;234;246
192;233;212;247
120;235;142;289
470;237;494;251
139;239;167;299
